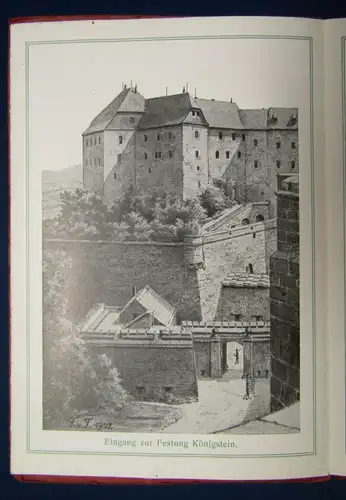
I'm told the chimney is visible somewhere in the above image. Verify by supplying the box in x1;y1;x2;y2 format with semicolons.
165;86;168;96
186;82;189;93
194;88;197;98
132;284;137;297
182;86;185;93
134;84;137;93
230;97;233;103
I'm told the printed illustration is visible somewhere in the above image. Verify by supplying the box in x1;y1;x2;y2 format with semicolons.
42;72;300;435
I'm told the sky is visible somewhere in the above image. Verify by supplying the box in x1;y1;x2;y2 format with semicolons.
29;37;309;172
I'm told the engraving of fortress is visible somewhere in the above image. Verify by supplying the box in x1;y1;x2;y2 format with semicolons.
44;83;300;424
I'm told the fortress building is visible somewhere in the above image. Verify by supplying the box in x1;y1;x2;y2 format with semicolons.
82;84;298;217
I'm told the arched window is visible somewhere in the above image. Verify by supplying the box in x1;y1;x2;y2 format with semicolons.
247;263;254;274
242;218;250;225
255;214;265;222
226;151;230;159
215;151;219;159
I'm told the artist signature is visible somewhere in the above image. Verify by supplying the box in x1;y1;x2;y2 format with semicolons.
67;416;113;431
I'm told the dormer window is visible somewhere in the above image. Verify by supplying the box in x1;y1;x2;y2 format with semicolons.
288;114;298;126
129;116;135;124
192;111;196;117
195;130;199;139
144;134;148;142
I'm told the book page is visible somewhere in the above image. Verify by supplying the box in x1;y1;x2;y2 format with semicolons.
10;16;328;481
325;18;346;476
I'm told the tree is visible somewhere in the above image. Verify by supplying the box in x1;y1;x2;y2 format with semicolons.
42;249;129;428
199;184;234;217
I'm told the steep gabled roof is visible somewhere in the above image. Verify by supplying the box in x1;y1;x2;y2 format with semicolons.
83;88;145;135
195;98;243;129
238;109;268;129
134;285;176;327
239;108;298;130
267;107;298;130
137;93;195;129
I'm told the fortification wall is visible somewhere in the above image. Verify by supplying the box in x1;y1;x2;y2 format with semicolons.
89;341;198;403
43;219;276;325
43;239;202;323
196;220;276;321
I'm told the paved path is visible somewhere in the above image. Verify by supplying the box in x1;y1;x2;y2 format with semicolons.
162;378;258;434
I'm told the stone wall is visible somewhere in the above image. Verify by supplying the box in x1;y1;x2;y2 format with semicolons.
270;174;300;411
135;125;184;199
243;341;271;378
90;340;198;403
43;239;202;324
197;220;276;320
216;286;269;322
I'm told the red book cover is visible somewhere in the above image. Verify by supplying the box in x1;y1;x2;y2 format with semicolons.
8;14;340;485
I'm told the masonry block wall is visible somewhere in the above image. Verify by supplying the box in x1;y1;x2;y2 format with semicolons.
216;286;270;323
197;221;276;320
43;240;202;324
90;341;198;403
243;341;271;378
135;125;184;199
270;174;300;411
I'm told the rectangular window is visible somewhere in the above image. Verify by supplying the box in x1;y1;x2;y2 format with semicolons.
98;158;101;165
168;150;173;158
276;160;281;168
119;135;123;145
291;141;296;149
195;130;199;139
254;160;260;169
233;314;242;321
98;137;101;145
197;165;200;171
117;154;122;162
218;132;223;140
129;116;135;124
192;111;196;116
276;141;281;149
155;151;162;160
291;160;296;169
252;315;264;322
168;131;173;140
242;134;246;141
232;133;236;141
144;134;148;142
226;151;230;159
195;150;200;159
237;151;241;159
144;152;148;159
94;137;97;145
254;138;258;146
156;133;161;141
